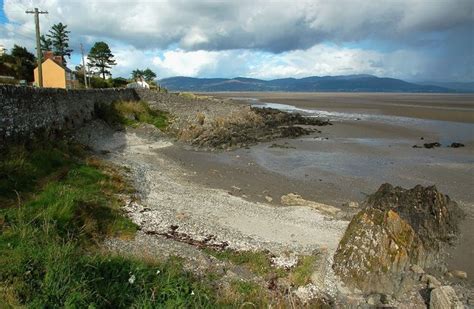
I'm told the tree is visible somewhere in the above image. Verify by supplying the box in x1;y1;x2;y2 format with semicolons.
40;35;52;53
8;45;36;82
111;77;129;88
142;68;157;82
47;23;73;64
131;69;144;81
88;42;116;79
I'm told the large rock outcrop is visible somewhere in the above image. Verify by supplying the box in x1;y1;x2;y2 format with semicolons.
333;184;464;296
364;184;464;251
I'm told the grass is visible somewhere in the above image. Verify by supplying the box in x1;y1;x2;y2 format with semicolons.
96;100;169;130
204;248;318;287
288;255;318;286
204;249;279;277
0;142;216;307
0;140;322;307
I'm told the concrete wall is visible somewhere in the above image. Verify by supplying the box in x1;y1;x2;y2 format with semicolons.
0;85;138;144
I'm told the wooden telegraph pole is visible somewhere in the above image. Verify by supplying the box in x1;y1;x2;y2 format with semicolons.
26;8;48;87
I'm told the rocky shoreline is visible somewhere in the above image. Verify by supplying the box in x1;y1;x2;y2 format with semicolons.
74;94;471;307
145;95;331;150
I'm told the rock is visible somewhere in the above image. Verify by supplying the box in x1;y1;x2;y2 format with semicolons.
367;294;381;306
281;193;340;215
333;183;464;296
265;195;273;203
347;201;359;208
271;253;298;269
449;270;468;280
333;208;424;295
380;293;392;304
423;142;441;149
430;286;464;309
231;185;241;192
364;183;464;251
423;274;442;289
411;265;425;274
449;142;465;148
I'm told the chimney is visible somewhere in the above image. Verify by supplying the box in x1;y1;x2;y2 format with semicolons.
43;51;63;65
43;51;54;60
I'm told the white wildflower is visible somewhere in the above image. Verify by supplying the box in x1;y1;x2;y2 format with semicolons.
191;290;195;296
156;270;161;275
128;274;136;284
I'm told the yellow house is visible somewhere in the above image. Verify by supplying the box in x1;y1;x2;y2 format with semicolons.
34;52;78;89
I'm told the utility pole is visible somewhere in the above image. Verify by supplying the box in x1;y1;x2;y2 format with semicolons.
80;43;89;89
26;8;48;87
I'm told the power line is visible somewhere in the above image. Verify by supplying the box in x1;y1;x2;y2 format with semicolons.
26;8;48;87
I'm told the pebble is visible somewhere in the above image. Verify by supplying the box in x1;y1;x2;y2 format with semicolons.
265;196;273;202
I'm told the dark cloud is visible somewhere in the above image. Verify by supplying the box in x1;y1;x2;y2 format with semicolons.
2;0;473;81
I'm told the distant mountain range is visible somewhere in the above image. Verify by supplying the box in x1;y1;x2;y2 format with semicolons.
159;75;472;93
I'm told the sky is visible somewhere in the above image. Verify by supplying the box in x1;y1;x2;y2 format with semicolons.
0;0;472;82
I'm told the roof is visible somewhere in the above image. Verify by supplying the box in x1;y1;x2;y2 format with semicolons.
35;57;73;73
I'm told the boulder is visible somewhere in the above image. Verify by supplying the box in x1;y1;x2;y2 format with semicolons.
423;142;441;149
333;184;464;296
449;142;465;148
333;208;425;295
449;270;468;280
430;286;463;309
364;183;464;251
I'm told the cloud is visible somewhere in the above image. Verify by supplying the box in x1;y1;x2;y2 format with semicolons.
3;0;473;52
1;0;473;81
107;44;444;82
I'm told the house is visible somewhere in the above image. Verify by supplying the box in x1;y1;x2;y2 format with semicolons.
33;51;78;89
126;77;150;89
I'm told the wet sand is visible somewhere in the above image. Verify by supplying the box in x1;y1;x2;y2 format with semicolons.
207;92;474;123
161;92;474;284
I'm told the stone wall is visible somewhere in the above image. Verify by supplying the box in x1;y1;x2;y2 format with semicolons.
0;85;138;144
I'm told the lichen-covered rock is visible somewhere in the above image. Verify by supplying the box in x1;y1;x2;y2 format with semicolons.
333;208;425;294
365;183;464;251
430;286;464;309
333;184;464;296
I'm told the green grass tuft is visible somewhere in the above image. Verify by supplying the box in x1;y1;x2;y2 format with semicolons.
0;142;217;307
96;100;169;130
204;249;276;276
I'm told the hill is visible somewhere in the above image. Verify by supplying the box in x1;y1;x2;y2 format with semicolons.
159;75;454;93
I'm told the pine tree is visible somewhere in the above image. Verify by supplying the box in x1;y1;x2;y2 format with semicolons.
87;42;117;79
47;23;73;64
40;35;52;53
142;68;157;82
131;69;144;81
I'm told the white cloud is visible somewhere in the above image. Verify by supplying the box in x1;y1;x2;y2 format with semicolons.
1;0;472;81
152;49;220;77
105;44;437;81
2;0;472;52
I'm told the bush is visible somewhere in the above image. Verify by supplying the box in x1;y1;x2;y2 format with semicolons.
89;76;112;88
96;100;169;130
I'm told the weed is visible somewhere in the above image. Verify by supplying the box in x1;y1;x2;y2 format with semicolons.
95;100;169;130
288;255;318;286
203;249;279;277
